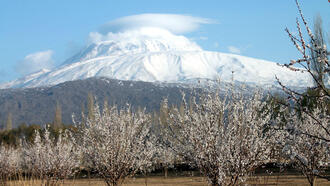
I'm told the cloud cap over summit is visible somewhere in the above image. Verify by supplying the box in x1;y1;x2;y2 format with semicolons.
99;14;215;34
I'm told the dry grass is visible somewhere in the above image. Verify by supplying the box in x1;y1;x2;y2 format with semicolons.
7;175;330;186
247;175;330;186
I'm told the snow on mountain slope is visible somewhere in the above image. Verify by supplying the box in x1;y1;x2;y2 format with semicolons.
63;28;202;64
0;27;312;89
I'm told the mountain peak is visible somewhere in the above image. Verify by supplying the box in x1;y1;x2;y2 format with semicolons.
0;28;313;89
64;27;202;64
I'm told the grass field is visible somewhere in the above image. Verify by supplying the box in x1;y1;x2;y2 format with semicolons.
8;175;330;186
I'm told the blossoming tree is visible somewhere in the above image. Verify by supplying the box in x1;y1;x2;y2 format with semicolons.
75;103;156;186
0;145;20;185
277;107;329;185
276;0;329;143
22;128;80;185
273;1;329;185
163;91;275;186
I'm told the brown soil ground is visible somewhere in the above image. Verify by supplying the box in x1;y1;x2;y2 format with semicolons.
8;175;330;186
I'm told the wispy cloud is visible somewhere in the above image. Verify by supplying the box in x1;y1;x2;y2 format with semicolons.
15;50;54;76
88;14;216;45
99;14;215;34
227;46;241;54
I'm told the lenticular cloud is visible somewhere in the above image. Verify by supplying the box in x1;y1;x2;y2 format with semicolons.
99;14;214;34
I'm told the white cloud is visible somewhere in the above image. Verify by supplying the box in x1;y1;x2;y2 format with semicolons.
88;32;104;43
88;14;216;45
228;46;241;54
88;27;203;51
15;50;54;76
99;14;214;35
89;27;184;43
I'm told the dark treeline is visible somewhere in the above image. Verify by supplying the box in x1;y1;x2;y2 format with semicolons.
0;77;212;128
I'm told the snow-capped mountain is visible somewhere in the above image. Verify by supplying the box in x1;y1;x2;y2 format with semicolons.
0;27;312;89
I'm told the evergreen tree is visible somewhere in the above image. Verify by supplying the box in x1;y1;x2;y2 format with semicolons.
53;101;62;128
159;100;168;126
80;102;86;126
0;116;3;131
87;93;95;120
179;101;185;117
103;97;110;115
310;15;328;90
6;113;12;131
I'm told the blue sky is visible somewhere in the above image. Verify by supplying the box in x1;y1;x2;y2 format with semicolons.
0;0;329;83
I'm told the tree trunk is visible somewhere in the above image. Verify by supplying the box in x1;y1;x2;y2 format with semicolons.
105;180;114;186
313;177;317;186
88;169;91;185
0;174;8;186
144;176;148;186
307;175;315;186
112;180;118;186
0;176;8;186
210;178;221;186
231;175;239;186
105;179;118;186
164;167;168;178
105;180;111;186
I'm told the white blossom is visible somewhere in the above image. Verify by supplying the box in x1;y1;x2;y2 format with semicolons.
22;128;81;185
0;145;21;184
276;107;329;185
74;103;156;186
163;91;274;185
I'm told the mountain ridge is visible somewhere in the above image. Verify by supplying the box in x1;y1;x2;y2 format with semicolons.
0;27;313;89
0;77;210;127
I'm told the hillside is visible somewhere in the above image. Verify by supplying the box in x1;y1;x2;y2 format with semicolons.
0;77;207;127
